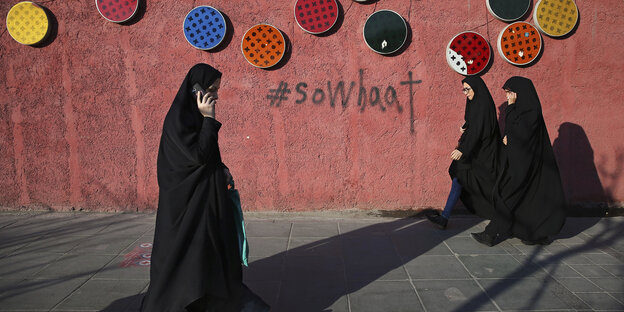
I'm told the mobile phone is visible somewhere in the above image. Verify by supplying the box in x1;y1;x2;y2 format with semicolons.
191;83;206;97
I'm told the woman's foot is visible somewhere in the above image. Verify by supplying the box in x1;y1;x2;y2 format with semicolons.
426;212;448;230
471;231;508;247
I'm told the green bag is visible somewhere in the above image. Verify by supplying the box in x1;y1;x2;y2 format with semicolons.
229;184;249;267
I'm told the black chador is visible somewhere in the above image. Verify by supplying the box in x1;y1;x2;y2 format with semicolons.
142;64;268;312
450;76;502;219
487;76;566;243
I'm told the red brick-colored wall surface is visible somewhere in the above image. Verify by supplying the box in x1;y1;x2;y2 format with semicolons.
1;1;623;212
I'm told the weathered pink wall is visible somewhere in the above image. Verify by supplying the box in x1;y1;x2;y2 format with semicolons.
1;1;623;212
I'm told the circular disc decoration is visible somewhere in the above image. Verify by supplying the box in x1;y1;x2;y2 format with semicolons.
6;2;49;45
533;0;579;37
95;0;139;23
486;0;531;22
497;22;542;66
446;32;491;75
294;0;338;34
183;6;226;50
363;10;407;55
241;24;286;69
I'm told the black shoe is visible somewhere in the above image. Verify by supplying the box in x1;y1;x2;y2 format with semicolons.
471;231;508;247
521;237;552;246
426;212;448;230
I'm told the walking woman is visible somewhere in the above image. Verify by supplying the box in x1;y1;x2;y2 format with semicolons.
472;76;566;246
142;64;269;311
427;76;502;229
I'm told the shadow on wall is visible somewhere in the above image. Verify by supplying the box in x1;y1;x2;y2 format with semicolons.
552;122;612;213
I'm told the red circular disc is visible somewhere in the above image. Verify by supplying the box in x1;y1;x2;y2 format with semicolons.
446;31;491;75
294;0;338;34
95;0;138;23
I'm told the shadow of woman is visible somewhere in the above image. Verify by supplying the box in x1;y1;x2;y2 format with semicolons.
100;217;481;312
243;217;480;311
552;122;612;215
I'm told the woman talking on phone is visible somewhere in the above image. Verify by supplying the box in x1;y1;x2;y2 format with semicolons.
142;64;269;312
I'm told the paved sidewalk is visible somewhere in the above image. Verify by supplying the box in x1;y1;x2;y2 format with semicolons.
0;211;622;312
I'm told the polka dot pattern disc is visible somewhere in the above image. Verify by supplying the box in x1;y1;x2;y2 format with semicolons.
241;24;285;69
95;0;138;23
486;0;531;22
497;22;542;66
363;10;407;54
183;6;226;50
6;2;49;45
533;0;579;37
446;32;491;75
294;0;338;34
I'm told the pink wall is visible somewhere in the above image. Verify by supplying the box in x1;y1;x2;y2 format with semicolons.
1;1;623;212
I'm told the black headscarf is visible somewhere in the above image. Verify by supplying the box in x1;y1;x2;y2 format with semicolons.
450;76;501;219
143;64;245;311
486;76;566;241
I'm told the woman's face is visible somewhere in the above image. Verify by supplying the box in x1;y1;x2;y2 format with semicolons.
462;82;474;101
504;89;516;103
205;78;221;101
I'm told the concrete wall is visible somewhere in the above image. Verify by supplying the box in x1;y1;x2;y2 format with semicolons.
1;1;623;212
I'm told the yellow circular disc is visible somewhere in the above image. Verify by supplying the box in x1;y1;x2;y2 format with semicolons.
6;2;49;45
533;0;579;37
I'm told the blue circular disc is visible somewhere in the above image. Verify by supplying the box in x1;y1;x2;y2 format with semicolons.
183;6;226;50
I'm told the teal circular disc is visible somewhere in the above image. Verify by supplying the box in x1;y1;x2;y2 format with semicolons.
363;10;407;54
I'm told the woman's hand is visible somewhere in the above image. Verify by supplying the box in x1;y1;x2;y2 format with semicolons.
503;135;507;145
197;91;216;118
451;149;463;160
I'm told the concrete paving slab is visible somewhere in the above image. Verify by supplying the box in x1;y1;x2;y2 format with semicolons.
574;292;624;311
0;278;85;310
243;255;285;282
555;277;603;292
444;237;509;255
245;221;292;237
459;254;546;279
34;254;116;281
0;253;64;278
91;255;150;280
477;277;590;310
414;279;498;312
247;237;289;258
288;237;342;257
275;279;349;312
405;255;471;279
348;280;423;312
55;279;147;310
291;221;339;237
588;277;624;292
68;234;139;255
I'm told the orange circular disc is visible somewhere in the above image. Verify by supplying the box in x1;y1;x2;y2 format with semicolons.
241;24;286;69
497;22;542;66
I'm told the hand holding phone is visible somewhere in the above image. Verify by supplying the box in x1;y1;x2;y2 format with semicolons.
191;83;206;98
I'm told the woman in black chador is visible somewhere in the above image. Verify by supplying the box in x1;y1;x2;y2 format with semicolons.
142;64;269;312
427;76;501;229
472;76;566;246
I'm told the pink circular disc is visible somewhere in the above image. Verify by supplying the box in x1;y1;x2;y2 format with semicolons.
96;0;139;23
